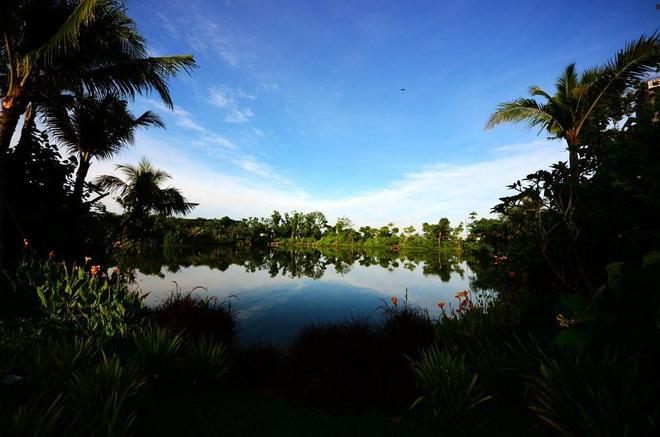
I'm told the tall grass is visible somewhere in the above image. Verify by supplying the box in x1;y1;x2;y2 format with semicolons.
410;346;491;421
154;284;237;345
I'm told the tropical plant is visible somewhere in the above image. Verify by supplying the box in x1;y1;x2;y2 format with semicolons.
0;0;195;155
410;346;491;421
24;336;101;389
32;260;145;337
132;323;182;379
184;335;230;385
44;93;164;204
96;158;197;218
527;350;658;436
486;33;660;181
2;393;65;437
66;353;145;437
154;286;237;345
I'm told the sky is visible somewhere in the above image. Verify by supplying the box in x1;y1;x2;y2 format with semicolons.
85;0;659;228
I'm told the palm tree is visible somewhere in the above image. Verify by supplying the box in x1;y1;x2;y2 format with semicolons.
44;93;164;204
0;0;195;156
95;158;197;218
486;34;660;292
486;33;660;182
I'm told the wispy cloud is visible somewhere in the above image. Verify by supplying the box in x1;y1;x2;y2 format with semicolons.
224;107;254;124
95;135;566;228
207;85;257;125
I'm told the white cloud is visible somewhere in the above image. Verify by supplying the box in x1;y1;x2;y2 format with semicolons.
224;107;254;124
95;134;566;228
208;87;233;108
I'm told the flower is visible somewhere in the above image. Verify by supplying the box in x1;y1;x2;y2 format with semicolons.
437;301;446;310
455;290;469;300
84;256;92;264
113;267;121;274
23;238;29;249
48;250;56;259
90;265;101;277
390;296;398;305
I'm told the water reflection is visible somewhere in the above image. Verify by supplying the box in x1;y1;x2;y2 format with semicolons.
125;247;489;344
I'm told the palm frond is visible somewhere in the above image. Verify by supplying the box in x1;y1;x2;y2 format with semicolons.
134;111;165;129
529;86;553;101
29;0;105;68
485;98;561;132
577;32;660;131
80;55;196;108
94;174;128;195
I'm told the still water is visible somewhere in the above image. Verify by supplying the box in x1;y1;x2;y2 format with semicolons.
129;248;485;345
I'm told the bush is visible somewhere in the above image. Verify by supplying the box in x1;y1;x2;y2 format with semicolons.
2;393;65;437
154;286;237;346
288;319;381;407
184;336;230;385
66;354;146;437
132;323;183;381
527;349;659;436
410;346;491;422
18;259;145;338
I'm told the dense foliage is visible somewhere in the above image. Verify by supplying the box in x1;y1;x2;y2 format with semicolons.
1;1;659;435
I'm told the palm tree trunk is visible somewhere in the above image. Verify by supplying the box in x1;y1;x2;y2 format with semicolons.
0;97;27;271
12;104;37;177
73;154;91;204
0;107;23;158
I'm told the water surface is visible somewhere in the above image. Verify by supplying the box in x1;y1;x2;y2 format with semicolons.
130;248;485;344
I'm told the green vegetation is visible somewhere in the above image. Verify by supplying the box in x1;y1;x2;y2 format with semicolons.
1;1;660;435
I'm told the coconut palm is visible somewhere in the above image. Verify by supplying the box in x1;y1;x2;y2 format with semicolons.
95;158;197;218
0;0;195;156
44;93;164;204
486;33;660;181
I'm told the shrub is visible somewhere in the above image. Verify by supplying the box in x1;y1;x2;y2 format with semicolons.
154;285;237;346
28;260;145;338
66;353;145;437
288;319;381;407
22;336;101;390
2;393;65;437
410;346;491;422
527;349;659;436
184;336;229;385
380;290;434;358
132;323;183;380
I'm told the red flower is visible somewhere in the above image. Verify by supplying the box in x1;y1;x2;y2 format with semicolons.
90;265;101;277
437;301;446;310
390;296;398;305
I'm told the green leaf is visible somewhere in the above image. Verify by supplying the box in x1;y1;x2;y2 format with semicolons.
560;294;588;311
555;328;590;351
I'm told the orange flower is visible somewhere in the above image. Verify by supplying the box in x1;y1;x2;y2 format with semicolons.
455;290;469;300
90;265;101;277
437;301;446;310
390;296;398;305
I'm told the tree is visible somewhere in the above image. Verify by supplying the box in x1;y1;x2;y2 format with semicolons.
44;93;164;204
96;157;196;219
0;0;195;156
486;34;660;291
486;34;660;183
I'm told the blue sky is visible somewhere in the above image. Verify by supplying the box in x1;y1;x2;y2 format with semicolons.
89;0;658;228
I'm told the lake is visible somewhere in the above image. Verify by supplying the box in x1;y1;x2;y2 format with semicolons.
128;247;488;345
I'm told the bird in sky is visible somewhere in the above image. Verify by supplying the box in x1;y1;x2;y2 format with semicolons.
400;88;406;91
